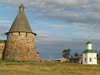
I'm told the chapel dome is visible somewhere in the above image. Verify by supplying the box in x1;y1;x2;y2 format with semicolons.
86;41;92;44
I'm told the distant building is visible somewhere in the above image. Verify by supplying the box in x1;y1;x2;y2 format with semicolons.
53;58;67;63
82;39;97;64
69;56;82;63
0;4;40;61
36;52;40;61
69;58;82;63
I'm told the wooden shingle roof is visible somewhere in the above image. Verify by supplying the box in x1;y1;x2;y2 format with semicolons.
6;4;36;35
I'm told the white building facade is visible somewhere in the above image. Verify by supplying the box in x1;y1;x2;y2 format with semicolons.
82;39;97;65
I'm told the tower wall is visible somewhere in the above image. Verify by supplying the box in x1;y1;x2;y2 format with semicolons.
4;32;38;61
0;43;5;59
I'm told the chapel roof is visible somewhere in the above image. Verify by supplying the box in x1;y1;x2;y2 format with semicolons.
83;49;96;53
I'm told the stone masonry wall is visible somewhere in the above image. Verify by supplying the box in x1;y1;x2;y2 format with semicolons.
37;53;40;61
4;32;38;61
0;43;5;59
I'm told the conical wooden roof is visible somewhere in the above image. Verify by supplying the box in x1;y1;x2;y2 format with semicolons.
6;4;36;35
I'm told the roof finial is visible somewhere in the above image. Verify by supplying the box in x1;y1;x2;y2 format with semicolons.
88;36;90;41
19;4;25;11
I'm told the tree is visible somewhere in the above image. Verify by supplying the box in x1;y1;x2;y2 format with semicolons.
99;51;100;55
94;50;99;59
80;53;82;56
74;53;79;56
62;49;71;59
94;50;97;53
71;55;73;58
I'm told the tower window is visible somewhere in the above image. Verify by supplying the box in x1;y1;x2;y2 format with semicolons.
19;32;20;35
26;33;27;37
90;58;92;62
85;58;86;62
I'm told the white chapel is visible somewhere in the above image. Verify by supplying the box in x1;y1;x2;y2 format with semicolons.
82;39;97;64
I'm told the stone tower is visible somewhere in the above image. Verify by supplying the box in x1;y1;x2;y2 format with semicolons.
4;4;39;61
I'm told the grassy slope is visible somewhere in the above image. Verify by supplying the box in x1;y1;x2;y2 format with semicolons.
0;60;100;75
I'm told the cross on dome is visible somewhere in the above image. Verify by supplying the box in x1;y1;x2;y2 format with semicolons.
88;36;90;41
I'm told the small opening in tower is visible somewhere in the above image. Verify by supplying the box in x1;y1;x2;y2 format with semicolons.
19;32;20;35
26;33;27;37
27;50;29;51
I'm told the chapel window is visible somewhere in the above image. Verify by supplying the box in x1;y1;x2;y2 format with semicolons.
90;58;92;62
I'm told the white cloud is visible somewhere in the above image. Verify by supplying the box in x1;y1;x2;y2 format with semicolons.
1;0;100;25
0;20;12;23
33;21;69;28
35;31;51;34
0;25;9;38
37;34;52;38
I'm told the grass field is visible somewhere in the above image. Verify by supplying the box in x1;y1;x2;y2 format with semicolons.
0;60;100;75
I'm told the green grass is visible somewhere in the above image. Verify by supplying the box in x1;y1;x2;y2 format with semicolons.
0;60;18;62
0;60;100;75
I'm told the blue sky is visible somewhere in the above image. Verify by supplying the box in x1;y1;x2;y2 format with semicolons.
0;0;100;59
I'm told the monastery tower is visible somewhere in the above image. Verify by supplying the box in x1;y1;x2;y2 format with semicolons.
4;4;39;61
